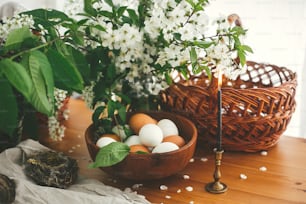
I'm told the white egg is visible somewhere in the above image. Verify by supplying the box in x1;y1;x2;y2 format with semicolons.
139;124;163;147
157;119;179;138
152;142;179;153
124;135;141;146
96;137;116;148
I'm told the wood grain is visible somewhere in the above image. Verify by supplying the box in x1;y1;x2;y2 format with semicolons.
40;98;306;204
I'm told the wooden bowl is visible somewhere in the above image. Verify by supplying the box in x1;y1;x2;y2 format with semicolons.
85;111;198;181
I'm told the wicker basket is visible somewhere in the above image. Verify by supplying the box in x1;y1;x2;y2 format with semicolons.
160;61;297;152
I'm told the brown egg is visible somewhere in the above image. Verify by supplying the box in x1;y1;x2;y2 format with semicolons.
162;135;186;147
129;145;150;154
100;133;121;142
128;113;157;134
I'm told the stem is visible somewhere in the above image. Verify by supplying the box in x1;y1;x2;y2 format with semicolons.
7;27;82;60
9;37;60;60
183;10;196;26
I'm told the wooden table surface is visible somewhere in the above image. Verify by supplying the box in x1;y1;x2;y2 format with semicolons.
41;98;306;204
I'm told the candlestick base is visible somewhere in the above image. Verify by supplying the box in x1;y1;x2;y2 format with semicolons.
205;181;228;194
205;149;228;194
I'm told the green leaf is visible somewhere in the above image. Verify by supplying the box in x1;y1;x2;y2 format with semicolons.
22;9;72;33
194;41;214;48
65;46;91;84
233;36;241;48
88;142;130;168
46;49;84;92
0;59;33;102
28;51;54;115
118;106;126;123
0;77;18;137
194;4;204;12
99;10;114;18
91;24;106;32
185;0;196;8
127;9;139;26
201;65;212;80
54;39;70;56
104;0;114;7
173;33;181;41
165;72;172;84
84;0;98;16
22;51;54;104
116;92;131;104
231;26;247;35
190;47;197;66
179;68;189;80
106;63;116;80
238;50;246;66
92;105;106;124
241;45;253;53
107;100;116;118
22;9;70;23
117;6;127;17
77;18;90;26
4;26;33;50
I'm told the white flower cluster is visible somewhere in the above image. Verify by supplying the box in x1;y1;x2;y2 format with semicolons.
82;82;95;109
213;15;231;34
63;0;83;18
204;16;247;80
71;0;248;110
145;1;209;42
85;1;168;98
48;88;69;141
48;116;66;141
145;1;209;68
0;13;49;44
79;1;200;101
54;88;68;110
0;14;34;43
93;0;139;12
205;43;246;80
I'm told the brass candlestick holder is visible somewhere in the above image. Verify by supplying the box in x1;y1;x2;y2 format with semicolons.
205;149;228;194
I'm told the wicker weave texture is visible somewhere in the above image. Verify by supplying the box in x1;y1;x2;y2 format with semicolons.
160;61;297;152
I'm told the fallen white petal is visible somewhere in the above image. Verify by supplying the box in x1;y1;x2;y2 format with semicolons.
185;186;193;192
240;173;247;180
160;185;168;191
260;151;268;156
200;157;208;162
259;166;267;171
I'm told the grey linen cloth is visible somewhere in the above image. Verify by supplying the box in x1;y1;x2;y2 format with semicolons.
0;139;151;204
